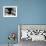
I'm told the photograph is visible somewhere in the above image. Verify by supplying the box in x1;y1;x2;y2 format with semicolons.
18;24;46;41
3;6;17;17
18;24;46;46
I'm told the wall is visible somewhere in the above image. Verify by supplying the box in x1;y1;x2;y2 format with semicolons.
0;0;18;44
0;0;46;44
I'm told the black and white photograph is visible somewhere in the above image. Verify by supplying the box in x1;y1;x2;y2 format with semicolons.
18;24;46;46
3;6;17;17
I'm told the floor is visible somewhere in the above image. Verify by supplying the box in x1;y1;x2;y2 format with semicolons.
19;39;46;46
0;40;46;46
0;44;18;46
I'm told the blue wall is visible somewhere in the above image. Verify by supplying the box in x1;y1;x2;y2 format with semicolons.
0;0;46;44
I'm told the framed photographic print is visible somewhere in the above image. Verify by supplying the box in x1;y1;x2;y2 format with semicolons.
3;6;17;17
